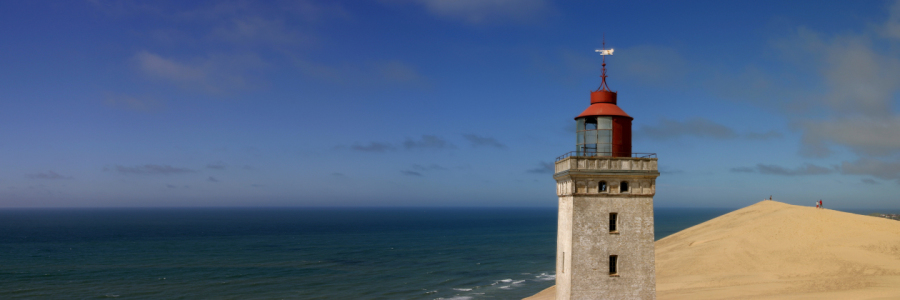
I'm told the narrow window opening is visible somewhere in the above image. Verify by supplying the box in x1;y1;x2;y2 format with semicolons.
609;255;618;276
620;181;629;193
609;213;618;233
585;119;598;130
561;252;565;273
599;181;607;192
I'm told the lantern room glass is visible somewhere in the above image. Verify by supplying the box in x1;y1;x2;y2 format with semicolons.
576;116;613;156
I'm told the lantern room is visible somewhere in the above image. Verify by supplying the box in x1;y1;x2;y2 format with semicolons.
574;58;632;157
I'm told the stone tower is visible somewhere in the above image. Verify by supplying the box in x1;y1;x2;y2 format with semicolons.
553;45;660;300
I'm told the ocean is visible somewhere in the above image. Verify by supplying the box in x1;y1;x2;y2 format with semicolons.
0;207;733;299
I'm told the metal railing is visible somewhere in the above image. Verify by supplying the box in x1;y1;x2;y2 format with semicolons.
556;151;657;161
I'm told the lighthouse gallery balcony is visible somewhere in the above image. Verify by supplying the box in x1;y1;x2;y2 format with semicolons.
554;152;658;174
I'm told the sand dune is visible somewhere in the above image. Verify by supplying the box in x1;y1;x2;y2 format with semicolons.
525;201;900;300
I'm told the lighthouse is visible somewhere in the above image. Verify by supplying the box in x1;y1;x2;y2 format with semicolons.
553;44;660;300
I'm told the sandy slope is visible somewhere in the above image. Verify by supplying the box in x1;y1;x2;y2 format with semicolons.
525;201;900;300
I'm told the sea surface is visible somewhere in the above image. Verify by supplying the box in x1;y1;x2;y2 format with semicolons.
0;207;734;299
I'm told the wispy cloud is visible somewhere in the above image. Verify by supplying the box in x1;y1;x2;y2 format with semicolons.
93;0;362;96
346;135;454;153
781;29;900;118
134;51;267;94
463;134;506;149
801;117;900;157
408;0;551;25
729;167;755;173
26;171;72;180
764;13;900;158
526;162;555;174
350;142;396;152
110;164;196;175
884;0;900;40
862;178;880;185
209;16;309;47
757;164;833;176
744;131;783;140
400;164;447;177
785;25;900;158
659;166;685;175
208;176;220;182
739;158;900;183
411;164;447;171
135;51;205;83
403;135;454;150
206;162;227;170
400;170;423;177
730;163;833;176
839;158;900;182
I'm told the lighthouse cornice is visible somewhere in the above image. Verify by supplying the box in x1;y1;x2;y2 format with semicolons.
553;170;661;179
552;155;658;173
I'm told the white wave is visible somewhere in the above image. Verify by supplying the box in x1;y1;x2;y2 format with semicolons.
511;280;525;285
535;273;556;281
498;279;513;283
452;288;473;291
435;297;472;300
498;285;512;289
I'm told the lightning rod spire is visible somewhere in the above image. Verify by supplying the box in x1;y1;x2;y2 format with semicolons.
594;36;614;92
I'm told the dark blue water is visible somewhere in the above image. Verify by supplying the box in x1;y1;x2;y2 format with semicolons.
0;207;733;299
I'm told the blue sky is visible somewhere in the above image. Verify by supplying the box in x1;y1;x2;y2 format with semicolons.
2;0;900;209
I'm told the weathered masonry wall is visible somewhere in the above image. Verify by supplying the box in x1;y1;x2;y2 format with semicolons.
570;196;656;300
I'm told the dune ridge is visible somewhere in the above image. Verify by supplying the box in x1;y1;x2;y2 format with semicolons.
525;201;900;300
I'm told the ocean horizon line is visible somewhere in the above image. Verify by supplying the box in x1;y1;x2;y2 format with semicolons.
0;205;745;210
1;205;896;212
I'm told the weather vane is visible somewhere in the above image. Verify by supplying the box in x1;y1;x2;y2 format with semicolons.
594;37;614;91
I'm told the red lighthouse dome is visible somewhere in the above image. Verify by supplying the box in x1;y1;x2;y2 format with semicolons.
574;55;632;157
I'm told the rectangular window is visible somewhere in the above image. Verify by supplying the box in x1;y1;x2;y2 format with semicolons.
598;117;612;129
585;129;598;145
597;130;612;155
609;255;618;276
609;213;618;232
585;118;598;130
597;117;612;156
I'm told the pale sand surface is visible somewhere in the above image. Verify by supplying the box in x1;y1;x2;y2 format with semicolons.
524;201;900;300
